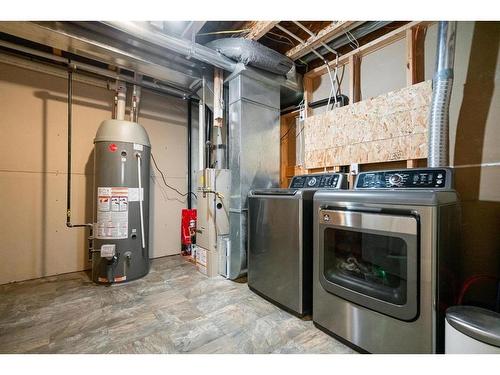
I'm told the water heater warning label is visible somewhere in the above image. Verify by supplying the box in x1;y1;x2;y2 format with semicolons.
96;187;128;239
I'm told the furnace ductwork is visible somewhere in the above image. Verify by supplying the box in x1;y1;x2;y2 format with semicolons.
206;38;294;76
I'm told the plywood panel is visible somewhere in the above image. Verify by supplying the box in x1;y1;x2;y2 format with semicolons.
303;80;431;169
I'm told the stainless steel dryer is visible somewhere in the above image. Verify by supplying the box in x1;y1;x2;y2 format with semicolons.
313;168;460;353
248;173;348;316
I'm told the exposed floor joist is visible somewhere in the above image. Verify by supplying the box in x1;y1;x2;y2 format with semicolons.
285;21;359;60
304;21;431;79
245;21;280;40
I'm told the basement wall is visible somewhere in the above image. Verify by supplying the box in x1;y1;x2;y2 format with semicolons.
0;62;188;284
310;21;500;294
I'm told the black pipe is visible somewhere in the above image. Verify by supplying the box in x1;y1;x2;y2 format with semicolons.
187;98;192;209
66;59;91;229
280;94;350;116
208;107;213;168
205;105;213;169
309;94;349;109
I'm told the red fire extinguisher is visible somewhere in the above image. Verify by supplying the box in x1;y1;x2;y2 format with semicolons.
181;209;197;257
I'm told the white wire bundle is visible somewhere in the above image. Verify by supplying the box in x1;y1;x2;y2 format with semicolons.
325;52;339;113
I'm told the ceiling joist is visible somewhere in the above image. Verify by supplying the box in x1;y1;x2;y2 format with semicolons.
245;21;280;40
305;21;431;79
285;21;360;61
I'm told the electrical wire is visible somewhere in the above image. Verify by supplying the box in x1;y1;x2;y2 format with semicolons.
345;30;360;50
336;64;346;96
262;34;294;47
296;58;309;71
150;153;197;199
325;50;341;112
197;29;251;37
280;117;298;141
325;64;335;111
295;121;305;139
280;122;295;142
267;31;296;46
280;100;303;142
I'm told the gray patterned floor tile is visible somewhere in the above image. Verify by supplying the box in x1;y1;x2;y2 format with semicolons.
0;255;354;354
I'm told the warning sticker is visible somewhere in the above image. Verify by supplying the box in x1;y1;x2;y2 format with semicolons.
128;188;144;202
96;187;129;239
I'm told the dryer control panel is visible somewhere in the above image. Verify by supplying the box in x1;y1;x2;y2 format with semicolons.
355;168;453;189
290;173;347;189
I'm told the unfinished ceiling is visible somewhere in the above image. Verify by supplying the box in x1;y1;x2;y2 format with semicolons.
0;20;410;99
195;21;410;72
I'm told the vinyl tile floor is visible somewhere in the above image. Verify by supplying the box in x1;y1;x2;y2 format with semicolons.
0;255;355;354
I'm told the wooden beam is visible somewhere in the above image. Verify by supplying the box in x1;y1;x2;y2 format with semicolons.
286;21;358;61
349;54;361;103
406;25;427;85
407;159;419;168
280;114;297;187
245;21;279;40
305;21;431;79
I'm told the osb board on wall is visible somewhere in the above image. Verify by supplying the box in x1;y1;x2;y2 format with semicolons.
304;80;432;169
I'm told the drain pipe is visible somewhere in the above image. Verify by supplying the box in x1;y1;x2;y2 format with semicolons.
428;21;457;167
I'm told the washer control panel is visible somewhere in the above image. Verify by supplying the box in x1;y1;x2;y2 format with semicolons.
355;168;452;189
290;173;347;189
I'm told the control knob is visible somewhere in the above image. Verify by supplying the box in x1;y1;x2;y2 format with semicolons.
389;174;403;186
308;177;317;187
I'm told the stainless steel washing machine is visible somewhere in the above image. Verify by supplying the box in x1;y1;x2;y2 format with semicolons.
313;168;460;353
248;173;348;316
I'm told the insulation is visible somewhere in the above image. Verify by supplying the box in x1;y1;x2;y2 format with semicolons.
303;81;432;168
206;38;294;76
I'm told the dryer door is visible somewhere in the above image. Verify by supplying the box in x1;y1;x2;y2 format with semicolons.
318;209;419;321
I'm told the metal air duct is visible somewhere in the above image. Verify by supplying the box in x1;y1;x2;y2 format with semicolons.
103;21;237;72
428;21;457;167
226;66;281;280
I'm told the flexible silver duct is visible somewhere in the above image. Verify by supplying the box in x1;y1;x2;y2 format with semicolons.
428;21;457;167
206;38;294;76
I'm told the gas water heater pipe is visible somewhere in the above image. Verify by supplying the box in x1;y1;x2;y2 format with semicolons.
130;73;142;123
199;76;206;173
115;81;127;120
65;59;93;231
